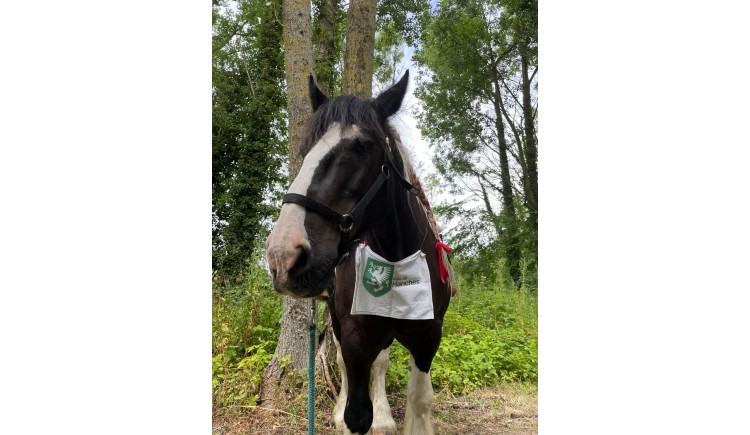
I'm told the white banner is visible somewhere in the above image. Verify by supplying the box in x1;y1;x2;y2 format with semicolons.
350;244;434;320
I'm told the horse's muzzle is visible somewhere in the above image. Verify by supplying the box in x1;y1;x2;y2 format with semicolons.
267;245;331;298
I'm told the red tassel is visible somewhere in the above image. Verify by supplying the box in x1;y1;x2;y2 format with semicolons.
435;241;452;283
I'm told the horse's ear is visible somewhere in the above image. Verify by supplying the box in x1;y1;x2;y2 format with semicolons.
309;75;329;111
374;70;409;119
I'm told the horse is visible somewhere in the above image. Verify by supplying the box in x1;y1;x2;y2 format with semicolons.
265;70;451;435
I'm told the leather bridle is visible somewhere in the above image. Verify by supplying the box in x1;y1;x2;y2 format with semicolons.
282;152;420;269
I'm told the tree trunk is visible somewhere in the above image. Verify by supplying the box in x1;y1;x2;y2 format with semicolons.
266;300;316;379
313;0;342;96
263;0;316;406
519;46;538;276
491;78;522;287
491;80;516;218
281;0;315;178
520;48;537;219
342;0;377;98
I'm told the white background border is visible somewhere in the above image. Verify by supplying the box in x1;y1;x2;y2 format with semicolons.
1;1;749;433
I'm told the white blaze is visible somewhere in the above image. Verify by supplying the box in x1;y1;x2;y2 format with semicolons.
266;123;344;284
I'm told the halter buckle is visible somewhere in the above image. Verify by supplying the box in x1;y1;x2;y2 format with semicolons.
339;214;354;233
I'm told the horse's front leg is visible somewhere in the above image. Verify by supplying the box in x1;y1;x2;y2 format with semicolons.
332;336;349;431
340;341;374;435
403;355;435;435
399;323;442;435
369;346;396;435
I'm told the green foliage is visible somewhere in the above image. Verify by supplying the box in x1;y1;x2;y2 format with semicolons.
212;341;275;407
374;18;406;90
212;247;283;408
387;277;538;393
312;0;346;95
414;0;538;289
437;198;537;292
373;0;431;91
212;247;537;410
212;0;287;284
500;0;538;62
376;0;431;47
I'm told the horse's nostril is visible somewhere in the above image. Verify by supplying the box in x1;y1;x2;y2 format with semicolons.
289;248;311;277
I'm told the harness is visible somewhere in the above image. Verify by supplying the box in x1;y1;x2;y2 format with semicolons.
281;151;420;288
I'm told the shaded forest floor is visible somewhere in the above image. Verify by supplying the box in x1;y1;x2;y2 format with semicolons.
213;382;537;435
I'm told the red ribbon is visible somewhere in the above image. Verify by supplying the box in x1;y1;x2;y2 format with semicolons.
435;241;452;283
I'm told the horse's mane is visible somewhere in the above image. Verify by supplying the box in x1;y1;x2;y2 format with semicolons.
391;129;457;294
300;95;393;157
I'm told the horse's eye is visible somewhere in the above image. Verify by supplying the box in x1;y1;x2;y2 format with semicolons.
350;139;374;154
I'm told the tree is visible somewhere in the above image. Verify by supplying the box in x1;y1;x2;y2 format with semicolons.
212;0;286;285
343;0;378;97
414;0;537;288
503;0;538;255
313;0;345;96
262;0;318;398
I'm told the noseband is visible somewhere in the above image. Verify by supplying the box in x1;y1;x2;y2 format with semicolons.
282;152;420;270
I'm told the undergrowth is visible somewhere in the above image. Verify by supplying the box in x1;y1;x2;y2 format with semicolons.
386;281;538;393
212;251;283;409
212;250;538;411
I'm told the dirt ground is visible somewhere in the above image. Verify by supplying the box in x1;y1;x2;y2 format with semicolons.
213;383;537;435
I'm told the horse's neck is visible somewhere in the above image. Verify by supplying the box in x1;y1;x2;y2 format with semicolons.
366;146;433;261
366;192;423;261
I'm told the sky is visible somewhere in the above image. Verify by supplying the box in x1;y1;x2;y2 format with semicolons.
384;43;486;239
382;48;465;236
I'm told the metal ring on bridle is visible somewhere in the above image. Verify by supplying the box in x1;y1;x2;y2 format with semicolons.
339;214;354;233
381;164;390;179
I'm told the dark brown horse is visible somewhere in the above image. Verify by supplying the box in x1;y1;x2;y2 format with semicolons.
265;71;451;435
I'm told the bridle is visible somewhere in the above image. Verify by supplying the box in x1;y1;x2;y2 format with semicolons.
282;140;420;273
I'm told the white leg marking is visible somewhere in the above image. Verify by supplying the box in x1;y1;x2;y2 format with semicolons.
369;347;396;433
403;356;434;435
333;336;349;432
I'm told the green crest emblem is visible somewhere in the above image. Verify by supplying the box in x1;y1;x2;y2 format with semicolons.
363;257;394;297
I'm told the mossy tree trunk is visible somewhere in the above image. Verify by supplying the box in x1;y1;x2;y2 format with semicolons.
342;0;377;98
313;0;344;96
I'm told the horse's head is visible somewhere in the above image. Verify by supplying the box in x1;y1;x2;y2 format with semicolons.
265;71;410;297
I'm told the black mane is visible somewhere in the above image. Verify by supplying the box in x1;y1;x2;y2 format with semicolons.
300;95;397;158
